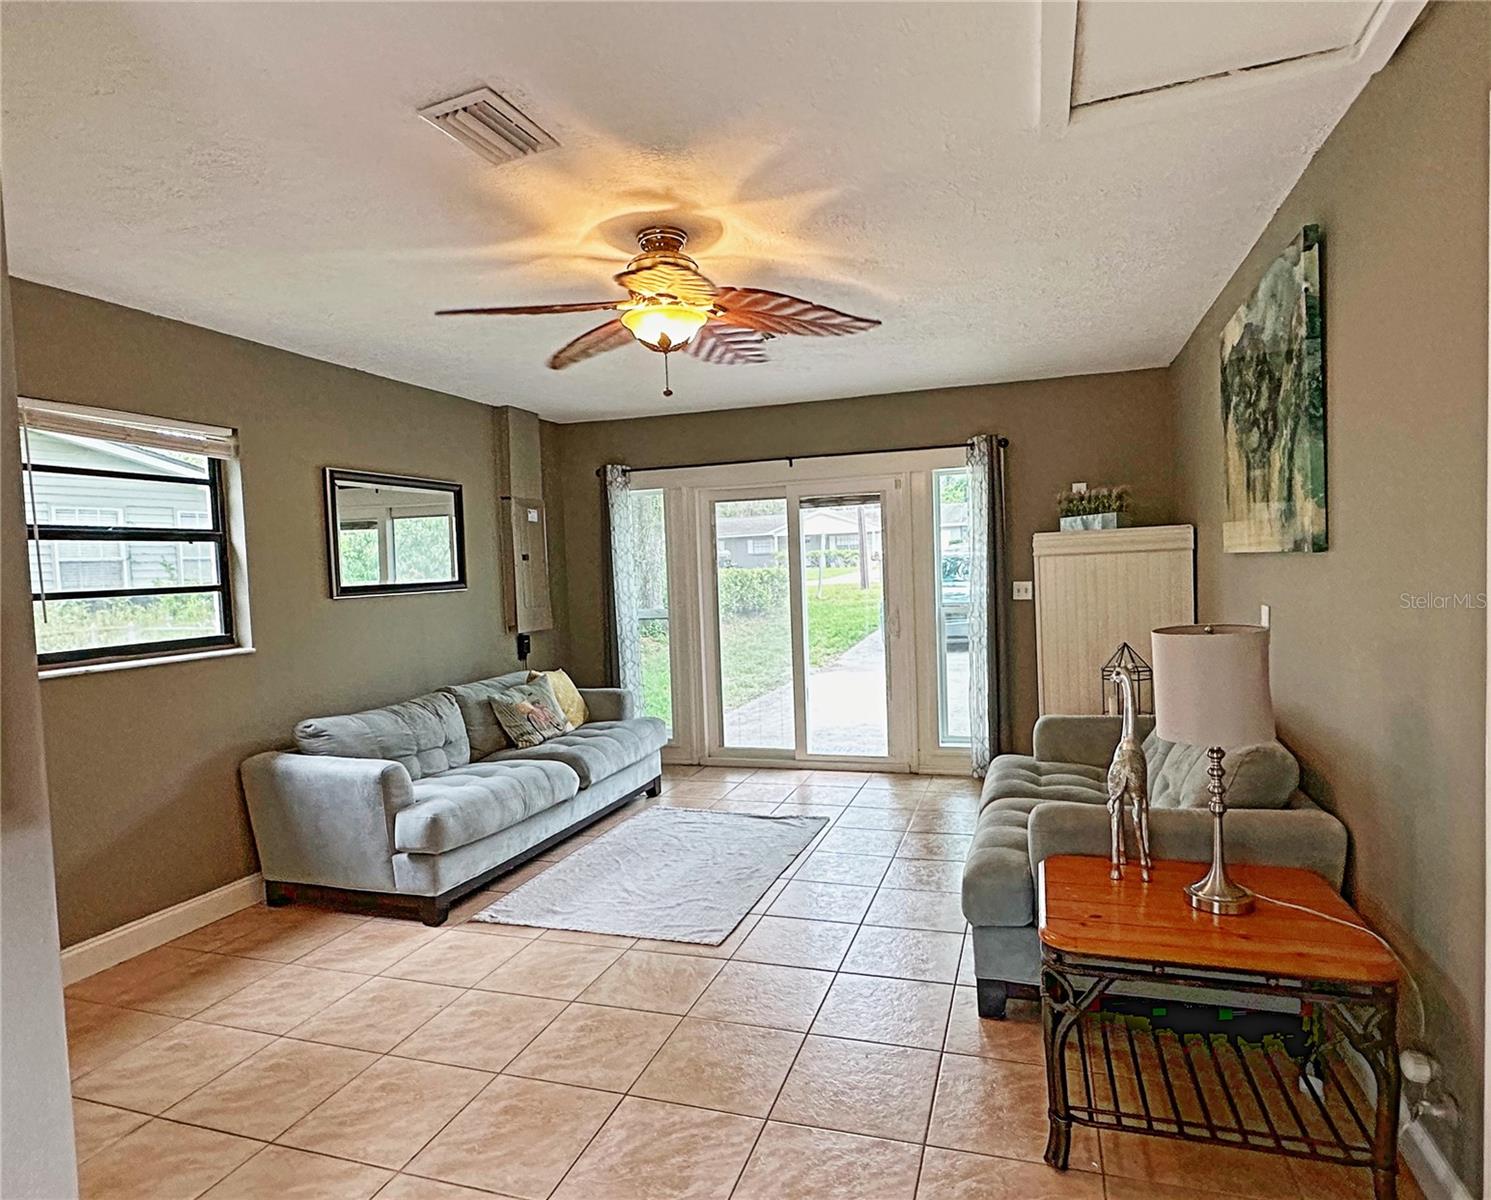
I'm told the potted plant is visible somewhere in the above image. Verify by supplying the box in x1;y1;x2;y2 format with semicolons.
1058;486;1131;531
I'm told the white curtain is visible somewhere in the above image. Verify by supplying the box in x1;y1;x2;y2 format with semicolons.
604;465;643;703
966;434;1011;776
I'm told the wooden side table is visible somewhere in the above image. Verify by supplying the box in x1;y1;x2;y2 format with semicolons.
1038;855;1401;1199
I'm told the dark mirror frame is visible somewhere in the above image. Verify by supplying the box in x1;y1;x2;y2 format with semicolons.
323;467;467;599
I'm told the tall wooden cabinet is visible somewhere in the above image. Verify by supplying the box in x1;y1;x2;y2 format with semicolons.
1032;525;1195;715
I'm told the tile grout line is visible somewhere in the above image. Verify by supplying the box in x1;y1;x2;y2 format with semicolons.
722;899;845;1200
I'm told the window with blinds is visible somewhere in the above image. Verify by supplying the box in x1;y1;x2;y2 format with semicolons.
18;398;242;667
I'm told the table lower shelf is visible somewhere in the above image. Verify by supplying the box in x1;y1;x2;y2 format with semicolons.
1055;1009;1378;1167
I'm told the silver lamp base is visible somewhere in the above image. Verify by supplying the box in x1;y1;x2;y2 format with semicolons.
1185;864;1255;916
1186;746;1255;917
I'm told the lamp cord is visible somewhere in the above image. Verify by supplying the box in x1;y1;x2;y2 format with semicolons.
1251;890;1425;1042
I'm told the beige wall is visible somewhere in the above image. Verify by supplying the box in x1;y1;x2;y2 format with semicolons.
10;281;557;946
1169;3;1488;1187
551;370;1177;749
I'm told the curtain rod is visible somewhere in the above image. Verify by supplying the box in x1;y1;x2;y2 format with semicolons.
593;436;1008;478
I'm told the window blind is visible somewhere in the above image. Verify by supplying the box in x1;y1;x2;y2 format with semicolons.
17;397;239;460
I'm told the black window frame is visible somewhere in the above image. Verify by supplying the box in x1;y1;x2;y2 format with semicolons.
25;455;236;667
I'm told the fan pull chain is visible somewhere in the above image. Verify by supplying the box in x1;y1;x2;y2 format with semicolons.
662;352;673;398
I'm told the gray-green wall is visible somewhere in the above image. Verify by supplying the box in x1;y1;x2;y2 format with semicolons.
11;281;559;946
1168;4;1488;1186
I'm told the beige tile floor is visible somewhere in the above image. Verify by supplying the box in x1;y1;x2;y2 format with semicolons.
66;765;1423;1200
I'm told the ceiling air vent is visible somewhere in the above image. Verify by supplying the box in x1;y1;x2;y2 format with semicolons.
418;87;558;167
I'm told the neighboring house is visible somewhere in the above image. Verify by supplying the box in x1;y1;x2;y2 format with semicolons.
716;508;885;568
22;430;215;595
938;502;967;552
714;503;967;568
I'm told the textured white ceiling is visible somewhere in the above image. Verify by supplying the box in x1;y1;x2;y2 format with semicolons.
1;2;1393;421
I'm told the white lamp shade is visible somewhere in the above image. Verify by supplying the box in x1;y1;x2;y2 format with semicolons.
1150;624;1275;749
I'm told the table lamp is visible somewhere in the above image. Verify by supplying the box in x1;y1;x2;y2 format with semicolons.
1151;623;1275;916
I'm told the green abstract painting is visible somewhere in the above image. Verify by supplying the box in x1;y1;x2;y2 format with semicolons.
1220;225;1326;553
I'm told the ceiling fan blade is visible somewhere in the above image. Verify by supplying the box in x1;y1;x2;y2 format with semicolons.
436;300;623;316
547;319;634;370
711;287;880;337
614;262;718;305
684;323;770;366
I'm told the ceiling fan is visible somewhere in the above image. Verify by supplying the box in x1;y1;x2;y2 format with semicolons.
436;226;880;396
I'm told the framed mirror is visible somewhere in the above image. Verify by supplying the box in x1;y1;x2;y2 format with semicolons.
324;468;466;598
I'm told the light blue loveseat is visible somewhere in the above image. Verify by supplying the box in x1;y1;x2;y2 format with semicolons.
962;713;1349;1018
240;670;666;925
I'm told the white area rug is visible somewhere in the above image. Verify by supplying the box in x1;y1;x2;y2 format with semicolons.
472;807;828;944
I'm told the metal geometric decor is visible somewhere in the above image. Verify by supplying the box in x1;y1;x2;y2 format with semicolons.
1101;642;1152;716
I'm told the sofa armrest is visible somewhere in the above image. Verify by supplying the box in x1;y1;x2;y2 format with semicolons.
1027;801;1349;890
578;687;636;722
1032;715;1152;768
240;752;413;891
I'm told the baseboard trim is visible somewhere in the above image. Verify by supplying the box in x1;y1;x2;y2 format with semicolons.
60;874;264;985
1337;1037;1473;1200
1400;1116;1475;1200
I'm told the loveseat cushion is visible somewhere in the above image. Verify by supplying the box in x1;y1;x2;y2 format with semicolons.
962;798;1039;927
980;755;1108;810
396;759;579;854
295;691;469;782
1143;735;1299;810
442;672;533;758
483;718;667;787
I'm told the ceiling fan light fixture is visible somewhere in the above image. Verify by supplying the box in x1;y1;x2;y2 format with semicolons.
620;301;711;352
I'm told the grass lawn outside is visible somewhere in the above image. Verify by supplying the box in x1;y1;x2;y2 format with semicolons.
638;585;885;722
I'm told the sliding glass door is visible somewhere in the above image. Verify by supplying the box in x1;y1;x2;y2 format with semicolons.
704;479;904;763
628;447;967;771
712;495;795;750
799;493;888;757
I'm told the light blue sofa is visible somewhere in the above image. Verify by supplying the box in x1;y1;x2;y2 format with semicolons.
962;714;1349;1018
241;670;666;925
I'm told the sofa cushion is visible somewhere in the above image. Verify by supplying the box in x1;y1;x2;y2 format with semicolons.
962;799;1038;927
295;691;469;782
442;672;534;758
980;755;1107;810
1143;735;1299;809
484;718;667;787
396;759;580;855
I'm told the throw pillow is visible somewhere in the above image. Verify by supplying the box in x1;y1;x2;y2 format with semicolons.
490;677;574;749
527;668;588;728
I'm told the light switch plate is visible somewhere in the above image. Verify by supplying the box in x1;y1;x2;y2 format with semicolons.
1260;603;1271;628
1013;580;1034;601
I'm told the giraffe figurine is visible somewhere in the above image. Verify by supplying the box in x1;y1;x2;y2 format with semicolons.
1106;664;1152;882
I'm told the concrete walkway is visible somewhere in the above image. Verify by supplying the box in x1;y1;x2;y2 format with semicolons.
722;631;971;756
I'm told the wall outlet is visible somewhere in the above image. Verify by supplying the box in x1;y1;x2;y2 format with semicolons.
1070;482;1087;494
1013;580;1034;601
1260;603;1271;628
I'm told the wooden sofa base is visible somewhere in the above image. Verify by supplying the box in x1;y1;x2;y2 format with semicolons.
976;977;1041;1020
265;774;664;927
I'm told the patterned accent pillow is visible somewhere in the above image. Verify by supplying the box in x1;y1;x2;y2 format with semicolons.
489;677;574;749
527;668;588;728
